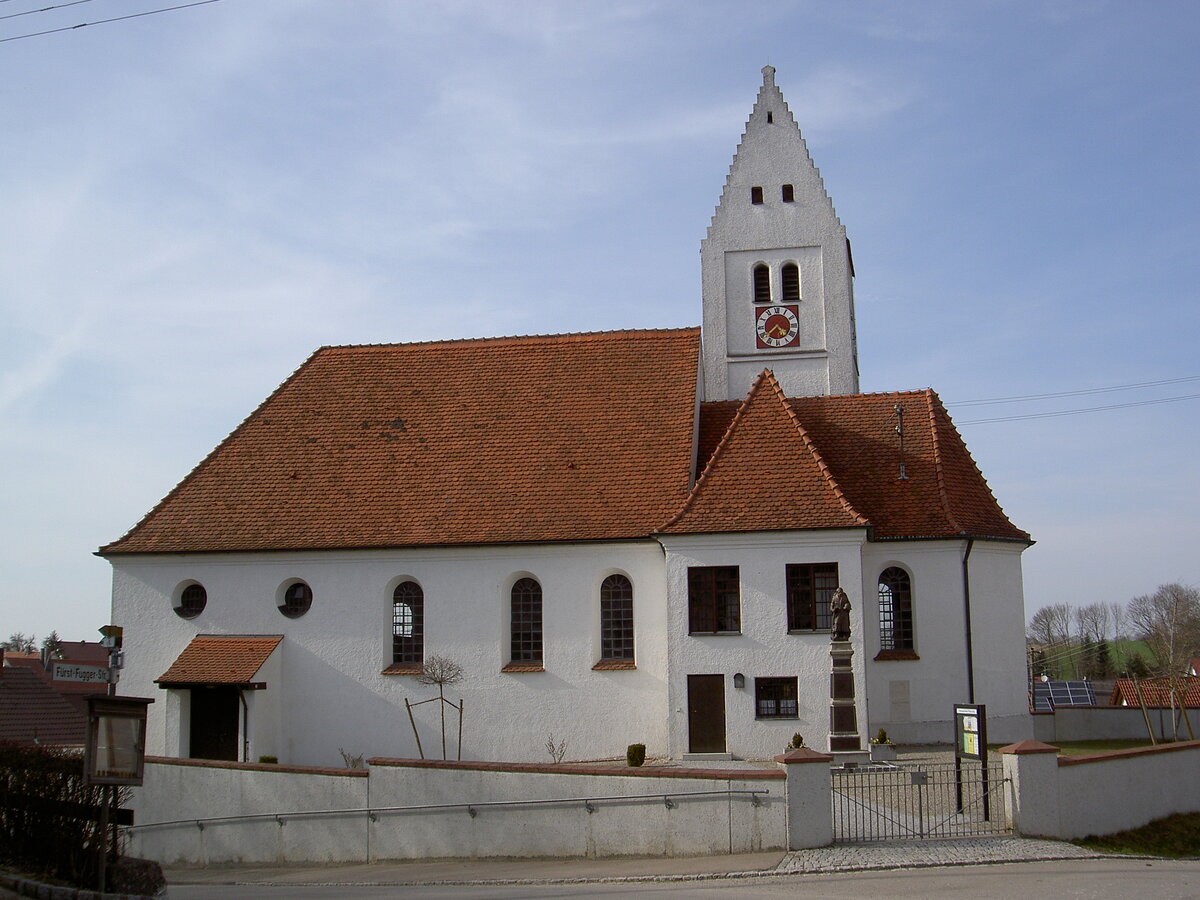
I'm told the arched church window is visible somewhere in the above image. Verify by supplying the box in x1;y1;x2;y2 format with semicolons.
781;264;800;302
781;184;794;203
392;581;424;665
599;574;634;661
750;186;764;205
878;567;914;652
753;264;771;305
510;577;543;664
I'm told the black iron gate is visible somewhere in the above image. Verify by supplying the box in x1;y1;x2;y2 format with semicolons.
832;760;1009;842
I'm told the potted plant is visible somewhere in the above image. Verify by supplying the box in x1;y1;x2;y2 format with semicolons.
869;728;896;761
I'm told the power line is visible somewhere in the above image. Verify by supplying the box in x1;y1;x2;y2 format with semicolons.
0;0;222;43
949;374;1200;407
957;392;1200;425
1;1;97;24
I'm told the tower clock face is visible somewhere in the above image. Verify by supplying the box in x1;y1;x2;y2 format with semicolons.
755;305;800;349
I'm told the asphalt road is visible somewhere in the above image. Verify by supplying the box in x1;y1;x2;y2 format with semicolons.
168;858;1200;899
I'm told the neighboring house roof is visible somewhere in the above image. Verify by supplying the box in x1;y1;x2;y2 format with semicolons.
99;330;1027;554
1110;677;1200;708
101;329;701;554
685;381;1028;541
7;644;114;697
0;663;88;746
156;636;283;686
56;641;110;664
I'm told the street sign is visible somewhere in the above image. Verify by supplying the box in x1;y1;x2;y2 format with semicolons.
51;662;113;685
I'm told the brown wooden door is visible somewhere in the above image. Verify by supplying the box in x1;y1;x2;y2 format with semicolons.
687;674;726;753
190;686;239;761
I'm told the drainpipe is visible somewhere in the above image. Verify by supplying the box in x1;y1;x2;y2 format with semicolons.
239;690;250;762
962;538;976;703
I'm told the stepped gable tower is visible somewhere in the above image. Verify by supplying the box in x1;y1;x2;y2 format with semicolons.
701;65;860;401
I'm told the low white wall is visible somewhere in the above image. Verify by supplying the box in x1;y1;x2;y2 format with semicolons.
367;759;786;859
126;757;788;865
1003;740;1200;840
127;757;369;865
1055;742;1200;839
1034;707;1186;743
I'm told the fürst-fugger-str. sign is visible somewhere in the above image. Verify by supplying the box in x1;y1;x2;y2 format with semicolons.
51;662;112;684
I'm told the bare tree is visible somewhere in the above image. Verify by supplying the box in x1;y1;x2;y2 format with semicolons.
1108;600;1129;671
1127;584;1200;676
408;656;465;761
1075;603;1110;643
3;633;36;652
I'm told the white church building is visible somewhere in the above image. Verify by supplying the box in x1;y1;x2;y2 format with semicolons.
102;67;1033;767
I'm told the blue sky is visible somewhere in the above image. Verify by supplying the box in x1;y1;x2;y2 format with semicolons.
2;1;1198;643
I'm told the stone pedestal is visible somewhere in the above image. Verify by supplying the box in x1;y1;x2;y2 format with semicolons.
828;640;861;752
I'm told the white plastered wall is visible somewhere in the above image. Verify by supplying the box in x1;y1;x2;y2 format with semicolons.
658;530;868;758
860;540;1032;744
109;541;670;767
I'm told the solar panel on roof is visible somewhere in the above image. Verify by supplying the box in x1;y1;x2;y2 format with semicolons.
1030;680;1095;711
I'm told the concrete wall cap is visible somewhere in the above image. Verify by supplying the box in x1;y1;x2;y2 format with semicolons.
998;739;1060;755
773;747;834;764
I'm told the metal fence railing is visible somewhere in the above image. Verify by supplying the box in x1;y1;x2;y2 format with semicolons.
832;761;1009;843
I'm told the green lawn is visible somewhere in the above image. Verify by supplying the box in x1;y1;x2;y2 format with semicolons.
1074;812;1200;857
1052;739;1160;756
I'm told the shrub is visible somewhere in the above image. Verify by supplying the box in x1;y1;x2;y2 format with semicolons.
872;729;891;745
787;733;805;750
0;741;127;888
626;743;646;767
258;755;278;764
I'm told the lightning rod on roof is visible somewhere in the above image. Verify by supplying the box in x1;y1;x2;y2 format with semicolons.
894;404;909;481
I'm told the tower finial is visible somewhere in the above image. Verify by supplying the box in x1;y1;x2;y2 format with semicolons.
762;64;775;86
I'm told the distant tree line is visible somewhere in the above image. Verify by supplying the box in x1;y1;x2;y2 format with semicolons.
1028;583;1200;680
2;631;62;657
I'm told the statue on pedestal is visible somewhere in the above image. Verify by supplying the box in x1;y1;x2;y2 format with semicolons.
830;587;851;642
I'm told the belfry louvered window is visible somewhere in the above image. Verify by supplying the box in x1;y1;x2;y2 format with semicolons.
392;581;424;665
782;263;800;302
510;577;543;663
753;264;771;304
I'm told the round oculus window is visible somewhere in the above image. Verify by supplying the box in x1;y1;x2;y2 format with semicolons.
280;582;313;618
175;583;207;619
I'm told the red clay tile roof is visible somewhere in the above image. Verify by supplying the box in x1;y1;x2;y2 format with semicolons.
661;370;866;534
156;636;282;686
0;665;88;746
1110;677;1200;708
679;379;1028;541
99;332;1025;552
101;329;700;554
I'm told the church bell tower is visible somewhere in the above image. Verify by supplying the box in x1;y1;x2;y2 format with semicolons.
701;66;860;401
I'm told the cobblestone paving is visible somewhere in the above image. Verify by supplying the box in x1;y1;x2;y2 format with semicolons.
776;836;1102;874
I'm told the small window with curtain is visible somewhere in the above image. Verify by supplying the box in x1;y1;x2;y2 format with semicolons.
688;566;740;634
755;677;798;718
